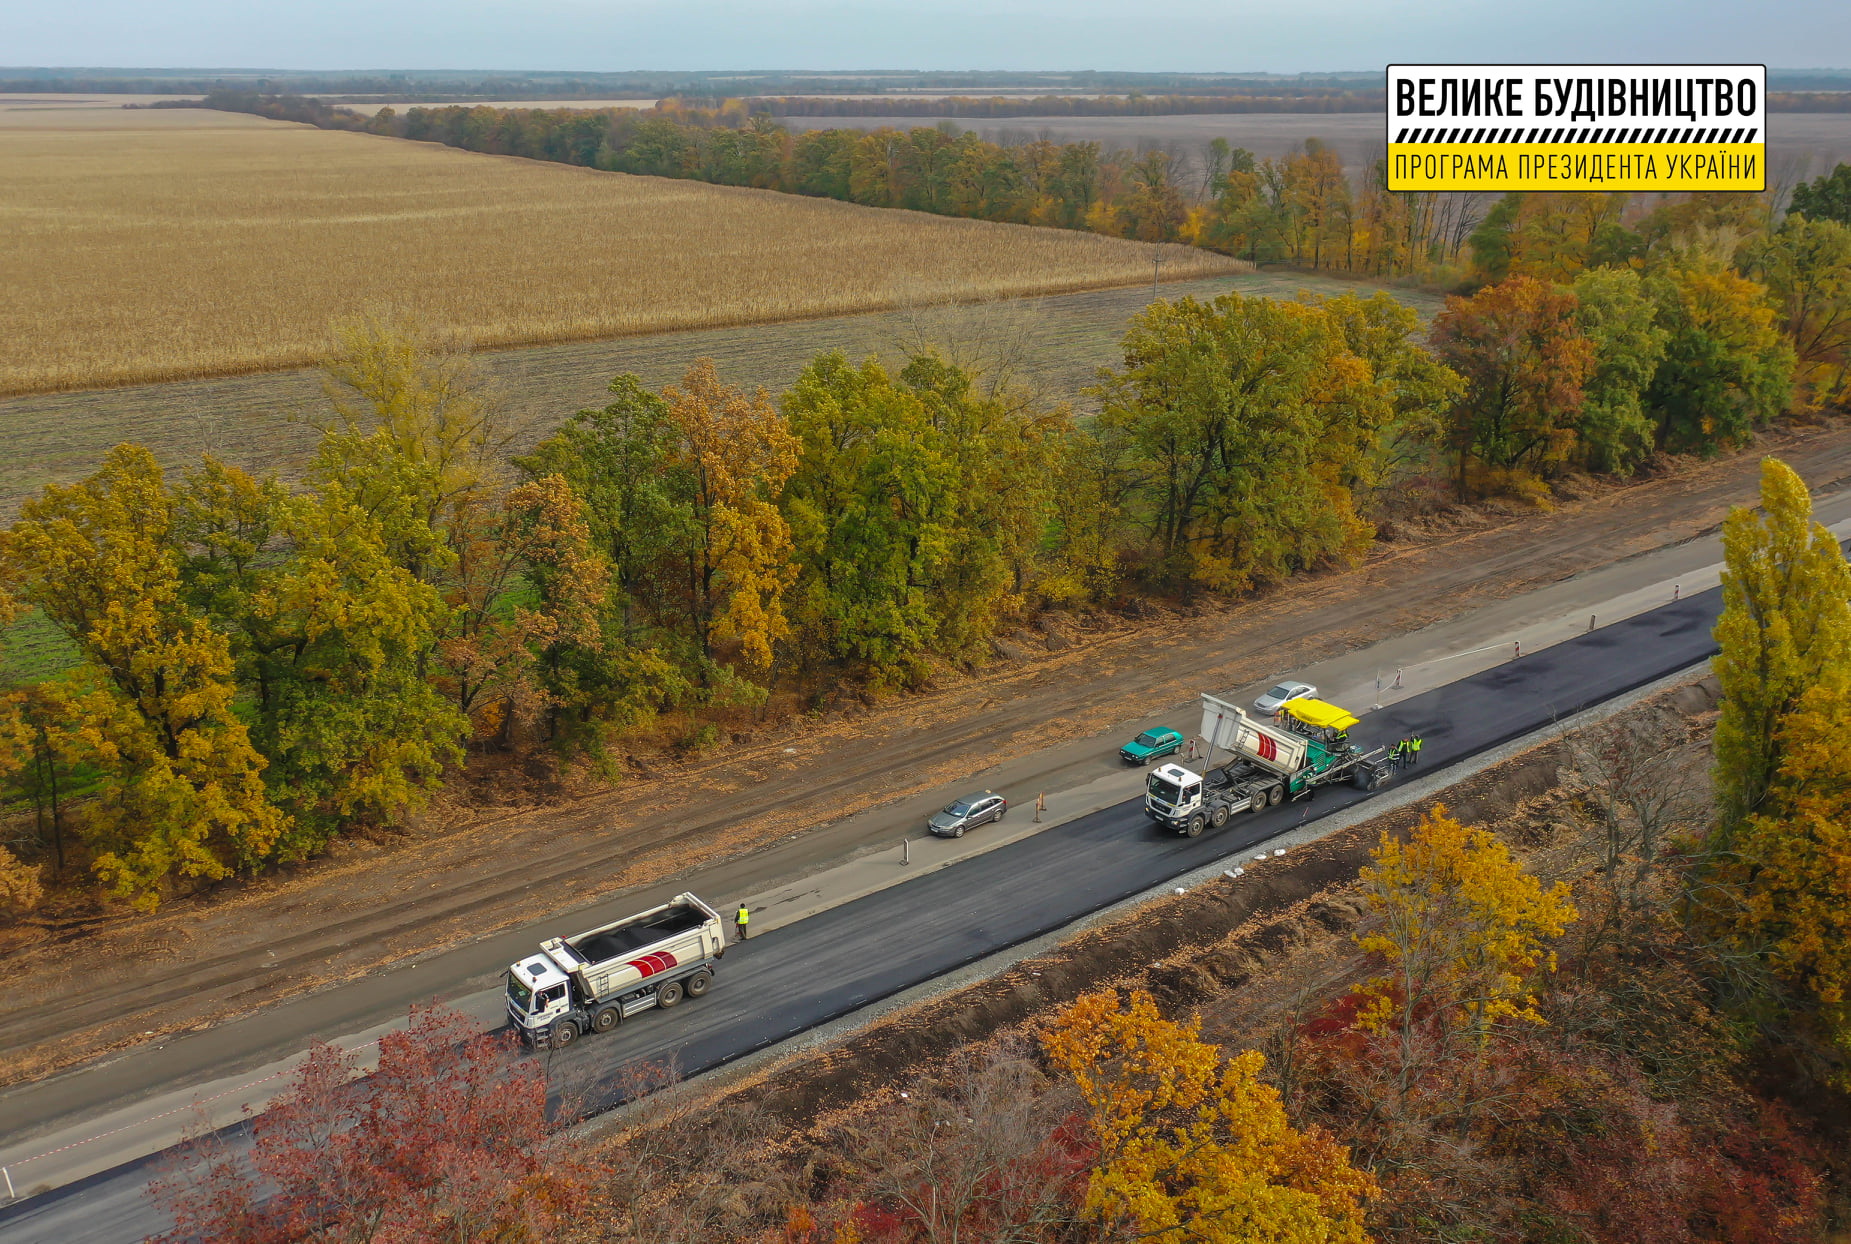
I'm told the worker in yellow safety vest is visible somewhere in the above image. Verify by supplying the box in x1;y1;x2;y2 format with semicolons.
735;904;750;940
1409;735;1423;766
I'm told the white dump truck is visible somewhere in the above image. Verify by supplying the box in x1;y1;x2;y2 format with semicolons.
1145;693;1392;835
506;892;727;1048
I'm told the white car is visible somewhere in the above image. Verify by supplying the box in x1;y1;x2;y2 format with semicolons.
1253;680;1317;716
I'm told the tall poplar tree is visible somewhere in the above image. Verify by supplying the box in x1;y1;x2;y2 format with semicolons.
1711;457;1851;837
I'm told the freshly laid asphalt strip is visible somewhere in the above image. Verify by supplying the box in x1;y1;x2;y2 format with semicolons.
0;583;1729;1243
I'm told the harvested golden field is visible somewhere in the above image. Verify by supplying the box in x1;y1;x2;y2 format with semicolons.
0;108;1243;396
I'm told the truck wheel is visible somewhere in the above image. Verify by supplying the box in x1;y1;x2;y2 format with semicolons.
1250;790;1266;813
1209;804;1229;828
1268;784;1284;807
1187;814;1205;838
686;970;712;997
592;1006;620;1033
657;980;685;1009
550;1020;579;1050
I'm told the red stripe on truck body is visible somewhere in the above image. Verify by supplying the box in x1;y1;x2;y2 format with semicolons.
627;950;680;979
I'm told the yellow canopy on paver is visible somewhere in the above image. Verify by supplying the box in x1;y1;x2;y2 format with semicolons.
1283;698;1361;732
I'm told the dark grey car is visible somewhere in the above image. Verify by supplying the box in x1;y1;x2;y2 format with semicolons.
927;791;1008;838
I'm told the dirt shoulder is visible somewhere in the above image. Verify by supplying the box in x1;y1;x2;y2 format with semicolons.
0;425;1845;1088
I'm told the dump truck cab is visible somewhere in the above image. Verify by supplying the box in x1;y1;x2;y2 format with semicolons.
1146;763;1205;822
507;953;575;1033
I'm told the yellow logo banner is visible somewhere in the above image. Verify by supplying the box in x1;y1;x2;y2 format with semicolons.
1385;66;1766;192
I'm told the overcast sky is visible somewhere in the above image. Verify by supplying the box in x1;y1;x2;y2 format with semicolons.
6;0;1849;74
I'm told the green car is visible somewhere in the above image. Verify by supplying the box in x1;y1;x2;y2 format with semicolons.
1120;726;1184;765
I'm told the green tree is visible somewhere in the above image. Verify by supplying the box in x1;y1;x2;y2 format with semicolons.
780;353;956;686
787;127;857;199
1038;418;1133;607
898;354;1062;653
1570;266;1668;475
1711;457;1851;836
515;378;696;756
1203;155;1288;264
1046;141;1101;230
1645;259;1794;454
1101;294;1384;592
175;455;467;844
1468;192;1637;284
1789;162;1851;226
515;376;695;641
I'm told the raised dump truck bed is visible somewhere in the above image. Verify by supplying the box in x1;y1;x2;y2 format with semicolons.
1146;693;1395;836
1200;692;1309;776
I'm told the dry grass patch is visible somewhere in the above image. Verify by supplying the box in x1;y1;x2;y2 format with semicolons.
0;108;1243;395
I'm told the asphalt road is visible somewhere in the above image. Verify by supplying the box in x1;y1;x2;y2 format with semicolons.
0;576;1733;1243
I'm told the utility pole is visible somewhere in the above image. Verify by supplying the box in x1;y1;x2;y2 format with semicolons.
1152;252;1166;299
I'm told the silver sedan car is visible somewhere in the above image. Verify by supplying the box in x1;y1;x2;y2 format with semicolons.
1253;680;1317;715
927;791;1008;838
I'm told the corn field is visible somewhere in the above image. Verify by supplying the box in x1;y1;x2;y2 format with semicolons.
0;108;1244;395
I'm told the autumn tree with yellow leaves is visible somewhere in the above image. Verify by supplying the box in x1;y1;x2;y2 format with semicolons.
1043;989;1376;1244
1710;457;1851;835
0;446;287;908
1709;456;1851;1064
1353;805;1576;1093
321;311;505;535
661;358;800;676
1733;673;1851;1062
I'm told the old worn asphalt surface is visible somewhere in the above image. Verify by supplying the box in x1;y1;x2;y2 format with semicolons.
0;582;1730;1243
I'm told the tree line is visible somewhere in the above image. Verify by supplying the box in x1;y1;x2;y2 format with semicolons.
202;91;1851;304
4;165;1848;908
743;91;1388;117
0;295;1436;908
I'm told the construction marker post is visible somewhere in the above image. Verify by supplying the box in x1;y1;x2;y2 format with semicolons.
902;837;910;866
3;1165;13;1201
1589;614;1596;632
1514;640;1521;660
1674;583;1680;601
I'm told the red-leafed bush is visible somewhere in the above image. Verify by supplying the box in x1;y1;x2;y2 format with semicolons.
152;1005;585;1243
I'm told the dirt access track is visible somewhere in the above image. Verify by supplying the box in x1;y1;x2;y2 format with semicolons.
1;425;1848;1088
